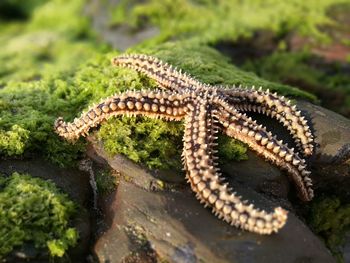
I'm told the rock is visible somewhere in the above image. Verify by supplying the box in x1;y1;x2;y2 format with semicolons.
86;100;350;263
342;232;350;263
296;101;350;199
0;158;93;262
222;151;290;201
87;142;335;263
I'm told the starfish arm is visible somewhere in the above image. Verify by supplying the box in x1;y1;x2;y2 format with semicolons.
54;90;189;141
214;99;314;202
112;54;206;91
183;98;288;235
219;86;314;157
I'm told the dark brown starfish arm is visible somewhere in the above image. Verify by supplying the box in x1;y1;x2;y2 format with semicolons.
214;99;314;202
54;90;190;141
183;98;288;235
219;86;314;157
112;54;207;91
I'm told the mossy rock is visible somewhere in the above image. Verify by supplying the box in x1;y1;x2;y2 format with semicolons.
0;24;317;169
0;0;338;170
0;172;79;259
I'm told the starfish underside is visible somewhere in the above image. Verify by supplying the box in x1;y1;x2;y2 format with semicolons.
55;54;315;235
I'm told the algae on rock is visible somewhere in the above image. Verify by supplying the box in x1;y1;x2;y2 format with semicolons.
0;172;78;259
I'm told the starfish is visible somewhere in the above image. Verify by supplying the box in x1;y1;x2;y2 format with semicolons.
55;54;315;235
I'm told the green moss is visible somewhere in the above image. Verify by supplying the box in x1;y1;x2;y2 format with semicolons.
0;23;317;169
309;197;350;262
0;125;30;156
111;0;347;45
135;42;317;99
95;169;119;195
0;0;320;170
28;0;92;39
217;135;248;163
97;117;183;169
0;0;102;166
0;172;78;259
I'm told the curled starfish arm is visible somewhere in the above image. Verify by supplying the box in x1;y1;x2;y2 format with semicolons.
54;90;190;141
220;86;314;157
214;99;314;202
183;98;288;235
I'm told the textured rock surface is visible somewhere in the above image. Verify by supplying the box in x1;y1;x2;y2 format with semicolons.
88;124;345;262
296;101;350;199
88;144;334;263
86;100;350;262
0;158;93;262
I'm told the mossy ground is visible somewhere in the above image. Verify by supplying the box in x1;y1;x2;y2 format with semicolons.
1;0;350;260
0;173;78;259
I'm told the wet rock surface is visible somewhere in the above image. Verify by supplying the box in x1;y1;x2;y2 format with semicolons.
0;158;93;262
88;143;335;263
86;100;350;263
296;101;350;199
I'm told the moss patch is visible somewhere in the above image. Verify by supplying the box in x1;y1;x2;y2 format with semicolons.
0;0;100;166
95;169;119;195
110;0;347;45
0;0;325;170
0;172;78;259
0;16;318;169
309;197;350;262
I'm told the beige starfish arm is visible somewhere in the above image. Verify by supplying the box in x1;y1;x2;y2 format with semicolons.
112;54;207;91
214;99;314;202
54;90;190;141
219;86;314;157
183;98;288;235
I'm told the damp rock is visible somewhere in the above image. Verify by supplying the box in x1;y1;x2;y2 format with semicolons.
88;141;335;263
296;100;350;198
